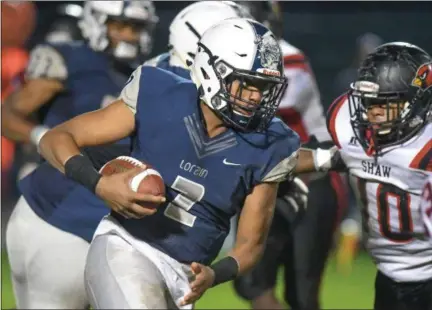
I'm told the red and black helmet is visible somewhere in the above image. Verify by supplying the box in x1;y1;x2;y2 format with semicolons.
348;42;432;156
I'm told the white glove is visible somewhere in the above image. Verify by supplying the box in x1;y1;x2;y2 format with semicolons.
312;146;342;172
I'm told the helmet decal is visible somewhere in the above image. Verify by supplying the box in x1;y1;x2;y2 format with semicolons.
412;62;432;91
251;22;282;73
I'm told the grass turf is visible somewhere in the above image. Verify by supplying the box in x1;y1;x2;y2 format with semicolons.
1;250;375;309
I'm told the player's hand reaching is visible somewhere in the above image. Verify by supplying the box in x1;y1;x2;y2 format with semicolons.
180;262;215;306
95;167;166;219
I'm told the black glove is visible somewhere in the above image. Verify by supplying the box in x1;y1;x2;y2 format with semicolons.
276;177;309;225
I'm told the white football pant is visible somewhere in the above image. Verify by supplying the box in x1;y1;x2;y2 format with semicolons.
6;196;90;309
85;215;194;309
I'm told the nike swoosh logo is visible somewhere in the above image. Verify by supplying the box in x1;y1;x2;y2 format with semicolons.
223;158;241;166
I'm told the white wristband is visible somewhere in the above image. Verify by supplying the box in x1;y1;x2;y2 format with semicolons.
312;148;334;172
30;125;49;148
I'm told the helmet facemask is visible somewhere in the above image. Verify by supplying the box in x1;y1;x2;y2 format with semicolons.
106;17;155;61
348;80;431;156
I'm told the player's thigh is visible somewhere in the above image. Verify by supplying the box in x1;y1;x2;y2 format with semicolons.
6;196;90;309
233;212;292;301
287;175;339;308
85;233;175;309
374;271;432;310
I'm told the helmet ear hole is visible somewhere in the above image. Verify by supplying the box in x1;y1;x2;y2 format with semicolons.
198;86;204;97
200;68;210;80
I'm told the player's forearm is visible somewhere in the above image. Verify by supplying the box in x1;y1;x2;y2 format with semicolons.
39;129;81;173
229;208;275;274
209;184;277;287
228;235;267;275
1;106;37;143
295;148;318;174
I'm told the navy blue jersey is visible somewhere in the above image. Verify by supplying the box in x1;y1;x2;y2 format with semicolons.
116;65;300;264
19;42;131;242
25;42;131;128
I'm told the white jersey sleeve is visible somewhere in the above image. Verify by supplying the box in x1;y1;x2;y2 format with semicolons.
119;65;143;114
421;175;432;242
25;45;68;81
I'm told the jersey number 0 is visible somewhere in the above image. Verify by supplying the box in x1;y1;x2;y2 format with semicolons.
358;179;414;243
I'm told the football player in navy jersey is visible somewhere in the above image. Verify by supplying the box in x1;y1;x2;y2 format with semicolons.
2;1;158;308
39;18;300;309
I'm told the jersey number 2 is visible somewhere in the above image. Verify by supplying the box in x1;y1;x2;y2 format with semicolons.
164;176;205;227
359;180;413;243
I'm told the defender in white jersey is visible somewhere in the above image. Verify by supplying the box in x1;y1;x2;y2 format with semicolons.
327;42;432;310
233;2;347;310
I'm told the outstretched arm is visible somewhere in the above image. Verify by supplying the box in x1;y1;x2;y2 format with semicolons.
229;181;279;274
295;138;347;174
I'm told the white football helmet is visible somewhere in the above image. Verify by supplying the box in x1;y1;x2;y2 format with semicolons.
78;1;158;60
168;1;251;69
190;18;287;132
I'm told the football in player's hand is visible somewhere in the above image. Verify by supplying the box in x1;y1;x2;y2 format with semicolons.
99;156;165;209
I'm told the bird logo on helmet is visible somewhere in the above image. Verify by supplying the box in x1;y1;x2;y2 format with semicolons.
412;62;432;91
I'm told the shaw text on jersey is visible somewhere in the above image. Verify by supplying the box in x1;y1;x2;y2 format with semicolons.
362;161;391;178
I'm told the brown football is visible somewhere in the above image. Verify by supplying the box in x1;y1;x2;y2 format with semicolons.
99;156;165;209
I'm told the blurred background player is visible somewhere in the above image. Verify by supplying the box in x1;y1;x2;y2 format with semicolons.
333;32;383;98
2;1;158;308
1;1;36;213
41;3;84;45
145;1;251;73
327;42;432;310
233;2;348;309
